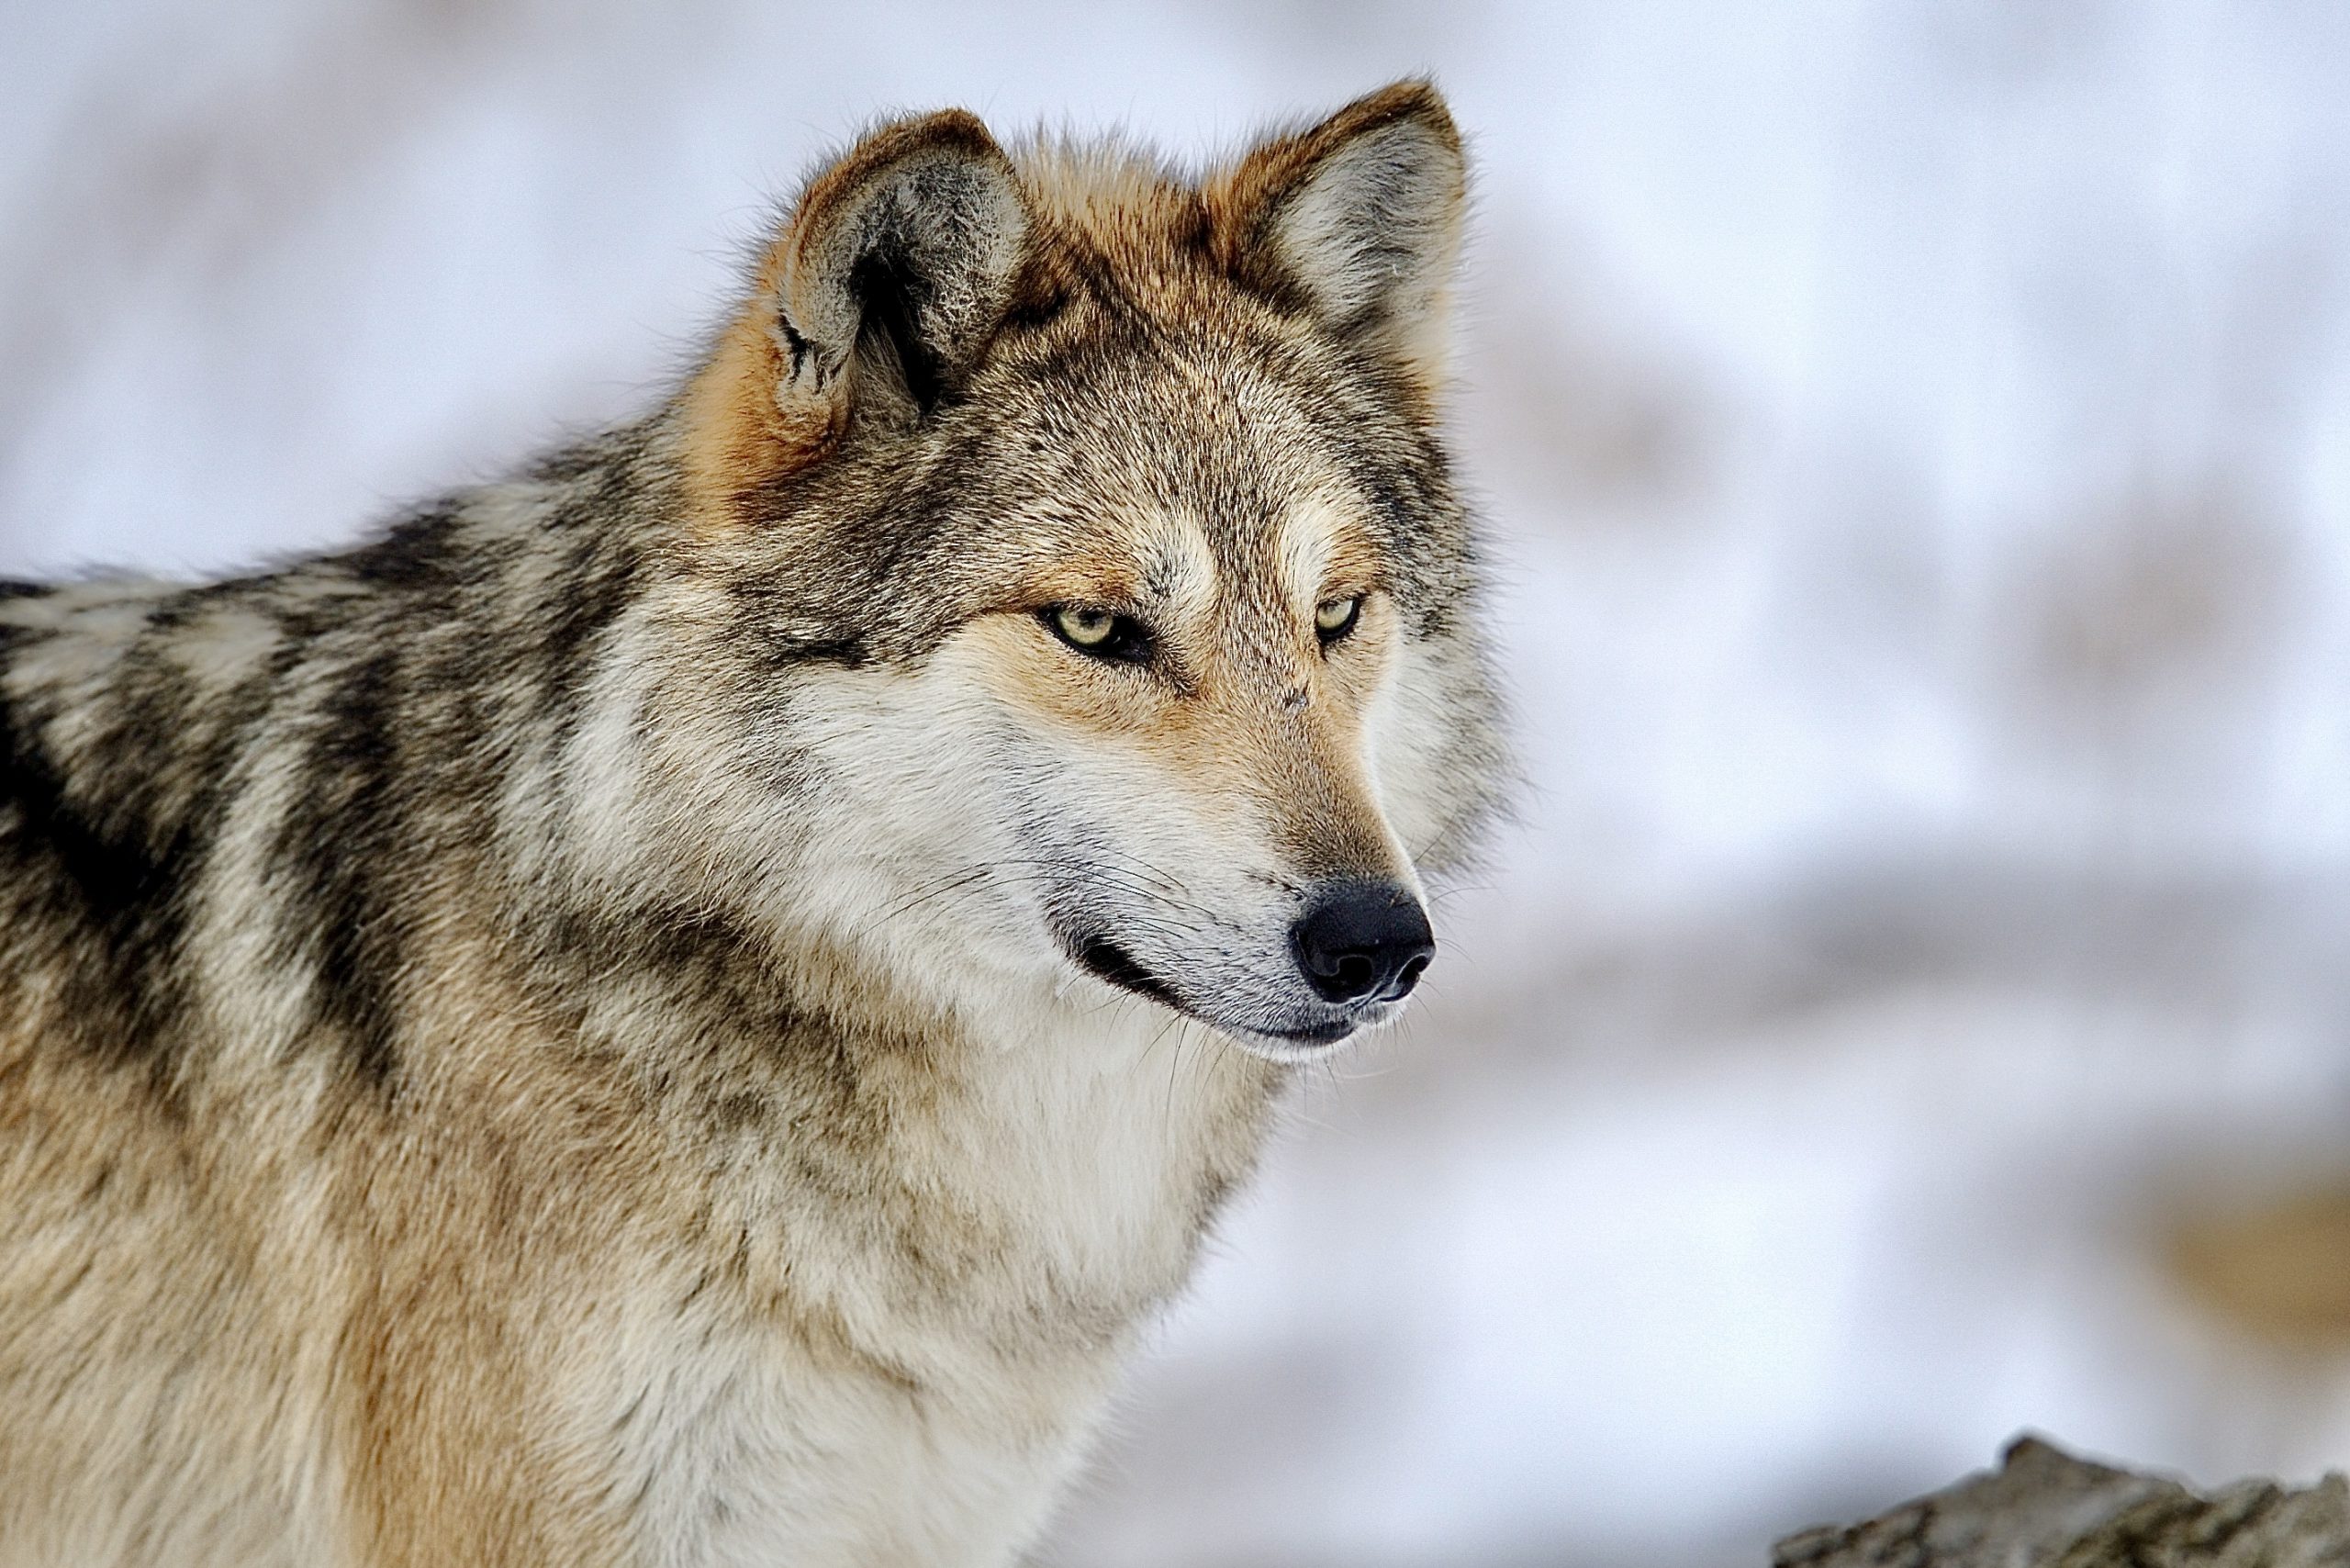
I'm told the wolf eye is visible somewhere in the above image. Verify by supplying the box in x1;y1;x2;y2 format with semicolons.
1044;605;1154;664
1315;595;1362;645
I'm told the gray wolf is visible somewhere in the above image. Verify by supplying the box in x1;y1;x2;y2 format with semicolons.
0;80;1507;1566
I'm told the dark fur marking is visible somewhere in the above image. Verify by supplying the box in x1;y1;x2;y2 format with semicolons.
1060;246;1155;334
1178;203;1214;256
772;636;866;668
0;621;199;1084
275;650;408;1092
81;605;231;857
999;260;1071;333
530;439;625;486
779;317;814;378
344;502;464;593
534;490;643;738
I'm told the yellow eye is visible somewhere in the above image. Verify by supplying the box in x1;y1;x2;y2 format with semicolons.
1042;604;1155;663
1054;606;1115;646
1315;595;1362;641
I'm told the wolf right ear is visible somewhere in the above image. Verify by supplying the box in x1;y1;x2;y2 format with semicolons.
682;111;1029;520
1214;82;1467;393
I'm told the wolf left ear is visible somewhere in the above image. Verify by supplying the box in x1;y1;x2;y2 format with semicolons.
682;110;1029;518
1214;81;1467;390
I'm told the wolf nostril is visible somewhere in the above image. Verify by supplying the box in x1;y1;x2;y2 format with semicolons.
1290;879;1437;1005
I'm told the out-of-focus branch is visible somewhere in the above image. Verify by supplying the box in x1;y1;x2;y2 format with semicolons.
1774;1438;2350;1566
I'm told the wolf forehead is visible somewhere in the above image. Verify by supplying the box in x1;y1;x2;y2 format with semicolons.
682;83;1479;661
781;323;1463;610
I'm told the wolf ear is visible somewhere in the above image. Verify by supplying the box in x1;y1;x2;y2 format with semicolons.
682;110;1028;517
1214;81;1466;390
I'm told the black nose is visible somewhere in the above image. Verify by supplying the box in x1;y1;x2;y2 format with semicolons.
1290;880;1436;1005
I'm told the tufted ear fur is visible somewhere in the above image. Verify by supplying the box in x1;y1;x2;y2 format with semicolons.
681;110;1029;519
1213;81;1467;393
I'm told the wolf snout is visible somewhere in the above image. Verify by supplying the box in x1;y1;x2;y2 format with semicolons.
1290;880;1435;1005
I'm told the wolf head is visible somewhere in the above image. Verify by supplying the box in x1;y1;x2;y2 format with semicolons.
638;83;1508;1058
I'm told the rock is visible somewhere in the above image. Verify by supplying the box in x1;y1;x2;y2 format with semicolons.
1774;1436;2350;1566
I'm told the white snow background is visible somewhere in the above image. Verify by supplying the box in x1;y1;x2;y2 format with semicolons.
6;3;2350;1563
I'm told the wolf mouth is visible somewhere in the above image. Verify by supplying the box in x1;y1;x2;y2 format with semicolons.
1064;930;1361;1049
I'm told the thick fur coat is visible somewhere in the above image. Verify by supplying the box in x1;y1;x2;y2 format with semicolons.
0;83;1508;1566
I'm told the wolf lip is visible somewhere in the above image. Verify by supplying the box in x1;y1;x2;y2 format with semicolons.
1069;933;1182;1010
1256;1018;1357;1047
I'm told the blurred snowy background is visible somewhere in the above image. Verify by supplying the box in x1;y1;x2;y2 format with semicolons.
7;2;2350;1562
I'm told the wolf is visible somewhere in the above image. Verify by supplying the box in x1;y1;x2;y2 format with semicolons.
0;81;1507;1566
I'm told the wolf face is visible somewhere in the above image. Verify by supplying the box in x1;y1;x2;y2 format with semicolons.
652;86;1509;1058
